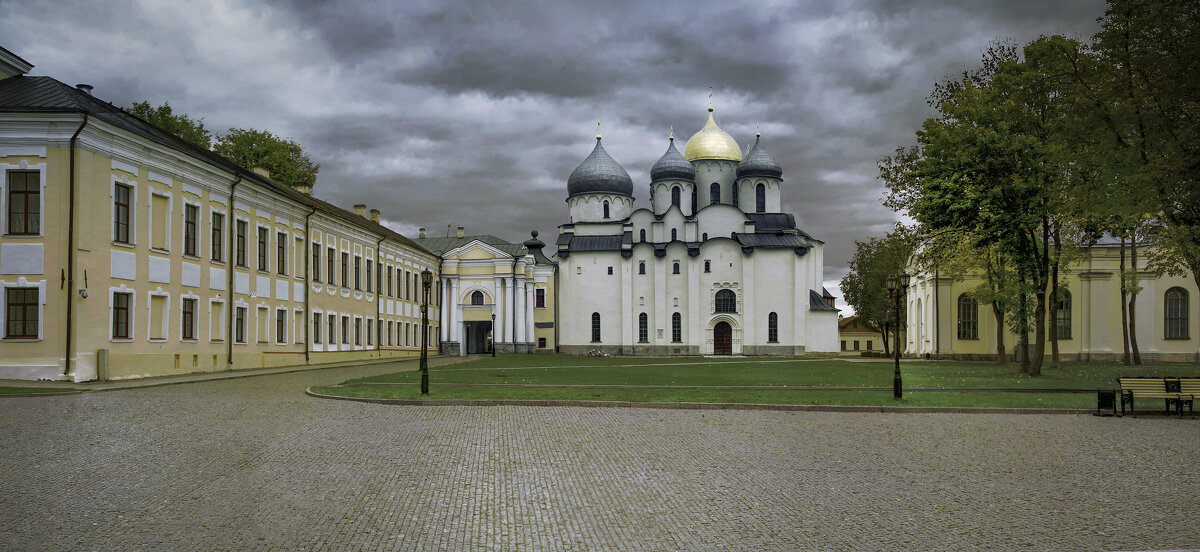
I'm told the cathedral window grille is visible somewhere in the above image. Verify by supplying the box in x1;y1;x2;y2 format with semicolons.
1055;290;1071;339
715;289;736;313
671;186;680;207
639;261;645;274
768;312;779;343
756;184;766;213
591;312;601;342
671;228;677;241
673;261;680;274
603;201;610;219
638;313;648;343
702;233;707;241
607;266;613;275
671;312;682;342
710;183;720;205
640;229;646;242
957;294;978;340
471;290;484;305
1165;287;1189;339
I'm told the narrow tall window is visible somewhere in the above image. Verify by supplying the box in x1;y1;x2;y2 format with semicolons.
366;260;373;293
112;292;131;339
673;261;680;274
768;312;779;343
638;313;648;343
957;294;978;340
1055;290;1072;339
342;316;349;344
235;220;246;266
591;312;601;342
355;318;362;346
704;260;710;273
1165;287;1189;339
312;243;321;282
277;309;287;344
639;229;646;242
639;261;645;275
710;182;720;205
471;290;484;305
671;312;682;342
313;313;322;343
328;314;336;345
235;307;246;343
211;213;224;262
535;288;546;308
715;289;736;313
755;183;766;213
691;189;697;212
276;231;287;275
603;201;610;219
5;288;38;338
387;266;394;296
182;298;196;340
114;184;131;244
671;228;677;241
354;256;362;290
327;247;335;283
184;205;198;256
671;186;680;207
341;252;349;287
257;227;269;271
6;171;39;235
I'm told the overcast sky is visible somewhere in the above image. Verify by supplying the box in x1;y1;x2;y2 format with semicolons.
1;0;1107;310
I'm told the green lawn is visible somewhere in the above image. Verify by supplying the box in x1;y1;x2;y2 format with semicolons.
311;355;1200;409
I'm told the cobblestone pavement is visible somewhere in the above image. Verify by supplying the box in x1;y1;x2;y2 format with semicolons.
3;361;1199;551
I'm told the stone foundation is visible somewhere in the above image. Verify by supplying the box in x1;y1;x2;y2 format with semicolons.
440;342;461;356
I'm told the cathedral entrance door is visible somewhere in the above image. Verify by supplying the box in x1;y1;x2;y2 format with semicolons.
714;322;732;355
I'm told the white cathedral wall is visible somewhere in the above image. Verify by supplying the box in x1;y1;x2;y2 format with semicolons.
736;178;782;213
695;205;749;241
651;180;694;216
567;194;633;223
694;160;737;206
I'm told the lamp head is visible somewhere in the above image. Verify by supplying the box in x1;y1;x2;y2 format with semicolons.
899;271;911;289
885;275;897;292
421;268;433;286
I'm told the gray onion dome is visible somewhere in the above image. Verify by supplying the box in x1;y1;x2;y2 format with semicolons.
567;137;633;197
737;134;782;179
650;137;695;182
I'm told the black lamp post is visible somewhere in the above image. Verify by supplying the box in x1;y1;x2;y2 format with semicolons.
886;271;911;400
490;312;496;357
420;269;432;395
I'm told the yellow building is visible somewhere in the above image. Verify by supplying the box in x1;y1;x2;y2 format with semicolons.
906;237;1198;362
838;315;881;355
416;226;557;355
0;49;439;381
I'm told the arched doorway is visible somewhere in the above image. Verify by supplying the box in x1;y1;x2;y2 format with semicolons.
714;321;732;355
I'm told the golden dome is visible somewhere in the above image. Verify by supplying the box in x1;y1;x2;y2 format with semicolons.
683;109;742;162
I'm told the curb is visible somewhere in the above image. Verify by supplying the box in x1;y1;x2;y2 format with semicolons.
304;388;1091;415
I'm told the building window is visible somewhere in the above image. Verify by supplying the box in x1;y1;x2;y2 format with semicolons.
607;266;613;275
535;288;545;308
1055;289;1072;339
387;320;394;346
671;312;681;342
538;337;547;349
366;260;373;293
183;205;198;256
471;290;484;305
312;243;321;282
366;319;373;346
354;256;362;290
1165;287;1189;339
957;294;979;340
277;232;288;275
235;220;247;267
704;260;710;273
671;228;677;241
5;287;38;339
691;188;697;212
673;261;680;274
591;312;601;342
671;186;680;207
603;201;610;219
715;289;736;313
327;314;336;345
387;266;394;296
639;229;646;242
257;228;269;271
854;340;860;351
867;340;873;350
276;309;287;344
327;247;335;283
313;313;322;343
341;252;349;287
112;292;131;339
355;318;362;346
638;312;648;343
702;233;707;241
235;306;246;343
6;171;39;235
210;213;224;262
182;298;196;340
756;183;766;213
710;182;720;205
341;316;349;344
113;183;131;244
768;312;778;343
639;261;645;275
841;340;846;351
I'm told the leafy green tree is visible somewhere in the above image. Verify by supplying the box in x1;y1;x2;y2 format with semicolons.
128;101;212;149
840;225;915;355
213;128;320;189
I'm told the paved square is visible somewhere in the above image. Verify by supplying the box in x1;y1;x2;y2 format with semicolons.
2;361;1198;551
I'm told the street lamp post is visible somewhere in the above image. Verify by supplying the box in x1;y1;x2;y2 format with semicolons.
490;312;496;357
886;271;911;400
420;269;432;395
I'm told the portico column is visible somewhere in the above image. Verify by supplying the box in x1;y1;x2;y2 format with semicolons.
494;276;505;344
440;277;450;343
504;276;515;343
514;275;526;344
451;278;462;343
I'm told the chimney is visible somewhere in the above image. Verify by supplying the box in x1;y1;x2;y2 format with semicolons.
418;227;427;239
251;166;270;179
369;209;380;223
75;84;93;95
456;225;465;238
294;184;312;195
354;204;366;218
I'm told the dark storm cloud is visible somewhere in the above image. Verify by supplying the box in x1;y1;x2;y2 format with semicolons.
1;0;1108;310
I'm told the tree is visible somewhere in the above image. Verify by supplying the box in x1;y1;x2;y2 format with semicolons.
128;101;212;149
213;128;320;190
840;225;916;356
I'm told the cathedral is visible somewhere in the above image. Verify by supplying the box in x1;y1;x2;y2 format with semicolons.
554;108;839;355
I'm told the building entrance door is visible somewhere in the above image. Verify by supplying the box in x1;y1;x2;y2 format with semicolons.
465;321;494;354
714;322;732;355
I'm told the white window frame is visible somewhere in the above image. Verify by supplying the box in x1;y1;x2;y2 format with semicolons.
1;163;47;238
0;278;46;341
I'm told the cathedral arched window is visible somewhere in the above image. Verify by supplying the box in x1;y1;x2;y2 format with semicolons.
957;294;978;340
756;184;766;213
638;261;645;274
691;189;697;212
470;290;484;305
1055;289;1071;339
1165;287;1189;339
639;229;646;242
673;261;680;274
671;186;680;207
591;312;601;342
768;312;779;343
671;312;682;342
638;313;648;343
715;289;736;313
603;201;610;219
704;260;710;273
702;233;708;241
671;228;677;241
732;185;739;208
710;182;720;205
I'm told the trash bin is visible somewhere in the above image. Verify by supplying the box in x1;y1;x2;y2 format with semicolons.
1095;389;1116;417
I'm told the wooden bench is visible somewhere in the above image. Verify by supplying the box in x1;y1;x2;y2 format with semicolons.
1117;377;1194;418
1177;378;1199;419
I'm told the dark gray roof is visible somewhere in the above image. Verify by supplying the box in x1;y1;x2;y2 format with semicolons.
649;139;695;182
415;235;526;257
737;135;782;179
732;232;812;252
567;235;624;251
0;76;434;259
745;213;796;232
810;290;838;311
567;138;633;197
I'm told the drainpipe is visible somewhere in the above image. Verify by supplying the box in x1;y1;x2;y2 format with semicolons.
553;261;560;353
226;175;242;367
375;235;385;354
511;258;519;352
63;114;88;377
303;205;316;363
